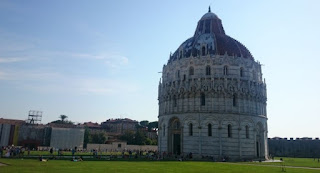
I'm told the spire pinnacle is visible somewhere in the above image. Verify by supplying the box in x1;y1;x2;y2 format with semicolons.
208;6;211;13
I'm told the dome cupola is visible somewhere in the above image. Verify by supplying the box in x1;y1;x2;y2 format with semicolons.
168;7;253;63
194;6;225;35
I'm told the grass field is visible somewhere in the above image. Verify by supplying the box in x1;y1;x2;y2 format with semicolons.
1;158;320;173
242;157;320;168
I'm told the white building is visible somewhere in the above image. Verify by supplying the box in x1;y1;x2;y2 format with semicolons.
158;7;268;160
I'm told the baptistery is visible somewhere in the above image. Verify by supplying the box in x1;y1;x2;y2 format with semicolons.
158;8;268;160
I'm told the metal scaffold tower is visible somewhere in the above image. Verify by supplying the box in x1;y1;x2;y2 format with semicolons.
27;110;42;124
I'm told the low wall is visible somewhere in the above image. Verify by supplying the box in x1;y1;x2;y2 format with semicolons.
87;143;157;151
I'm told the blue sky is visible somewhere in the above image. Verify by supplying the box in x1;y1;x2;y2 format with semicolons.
0;0;319;138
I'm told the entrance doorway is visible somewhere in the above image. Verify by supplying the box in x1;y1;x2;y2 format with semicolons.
256;141;260;157
168;117;182;155
173;134;181;155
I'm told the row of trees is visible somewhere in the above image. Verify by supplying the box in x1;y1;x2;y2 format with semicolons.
137;120;158;131
83;128;106;148
119;120;158;145
120;131;157;145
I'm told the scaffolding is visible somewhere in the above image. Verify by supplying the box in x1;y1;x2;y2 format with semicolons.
27;110;42;124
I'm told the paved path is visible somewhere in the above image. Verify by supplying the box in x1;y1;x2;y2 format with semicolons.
222;162;320;170
0;162;7;166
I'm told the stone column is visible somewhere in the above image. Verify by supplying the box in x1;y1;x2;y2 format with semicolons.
238;125;242;159
219;124;222;157
181;125;184;154
198;114;202;156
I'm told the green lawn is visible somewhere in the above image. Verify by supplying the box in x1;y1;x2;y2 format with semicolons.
0;158;319;173
241;157;320;168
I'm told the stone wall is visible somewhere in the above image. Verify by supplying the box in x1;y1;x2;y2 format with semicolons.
268;137;320;158
158;113;267;159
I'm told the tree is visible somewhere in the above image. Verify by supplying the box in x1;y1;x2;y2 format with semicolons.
83;127;90;148
140;120;149;127
120;131;135;145
50;117;74;125
90;132;106;144
59;115;68;122
147;121;158;132
134;131;146;145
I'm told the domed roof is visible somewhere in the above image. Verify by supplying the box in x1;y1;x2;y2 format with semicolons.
200;6;219;20
168;7;253;63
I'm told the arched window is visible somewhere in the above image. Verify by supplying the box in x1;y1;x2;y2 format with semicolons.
206;65;211;75
208;124;212;136
233;94;237;107
245;125;249;139
163;125;165;137
183;74;186;81
173;95;177;107
201;93;205;106
189;66;194;76
202;46;206;56
228;124;232;138
189;123;193;136
224;66;228;75
177;70;180;78
240;67;244;77
252;70;256;80
180;51;183;58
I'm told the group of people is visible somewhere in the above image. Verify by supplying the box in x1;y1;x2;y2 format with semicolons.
0;146;30;158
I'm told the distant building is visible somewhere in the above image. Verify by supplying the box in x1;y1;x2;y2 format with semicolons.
80;122;101;130
0;118;25;147
101;118;138;134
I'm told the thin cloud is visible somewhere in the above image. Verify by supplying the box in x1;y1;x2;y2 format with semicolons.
0;29;36;52
70;52;129;68
0;69;138;95
78;78;138;95
0;57;28;63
